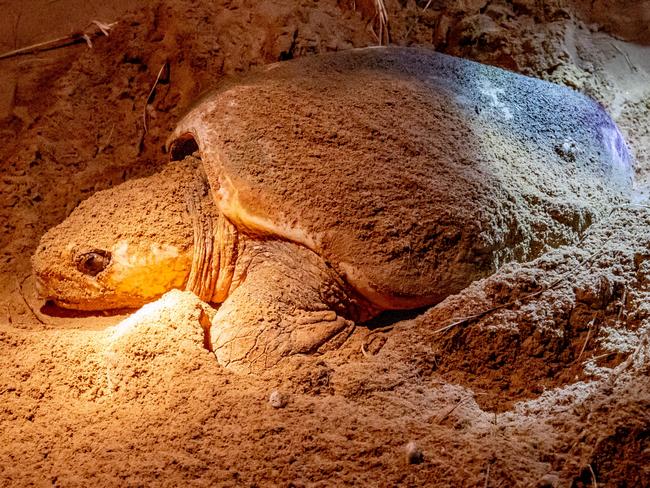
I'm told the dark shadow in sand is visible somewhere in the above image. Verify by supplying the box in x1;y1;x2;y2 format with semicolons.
40;300;136;318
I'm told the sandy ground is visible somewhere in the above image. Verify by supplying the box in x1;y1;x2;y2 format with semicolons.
1;0;650;486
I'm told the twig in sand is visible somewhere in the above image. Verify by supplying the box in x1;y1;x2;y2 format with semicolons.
610;42;637;72
17;275;45;325
405;0;433;38
484;463;491;488
373;0;390;45
583;351;616;364
434;396;468;424
588;464;598;488
361;341;370;358
143;61;170;135
138;61;170;153
608;334;649;378
0;21;116;61
361;323;395;356
576;318;596;364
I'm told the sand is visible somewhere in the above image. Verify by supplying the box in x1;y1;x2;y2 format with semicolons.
1;0;649;486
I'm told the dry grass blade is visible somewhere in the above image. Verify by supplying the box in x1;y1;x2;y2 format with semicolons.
610;42;637;72
143;61;170;135
0;20;116;60
583;351;616;364
575;319;596;363
374;0;390;45
405;0;433;38
360;323;396;356
18;275;45;325
138;61;170;153
434;396;468;424
588;464;598;488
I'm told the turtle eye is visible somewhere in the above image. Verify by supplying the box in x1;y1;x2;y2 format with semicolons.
76;250;111;276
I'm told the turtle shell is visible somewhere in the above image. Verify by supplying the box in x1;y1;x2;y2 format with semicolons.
168;47;632;309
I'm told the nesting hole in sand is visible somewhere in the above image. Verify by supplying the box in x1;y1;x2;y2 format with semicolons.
170;133;199;161
366;307;428;329
39;300;135;319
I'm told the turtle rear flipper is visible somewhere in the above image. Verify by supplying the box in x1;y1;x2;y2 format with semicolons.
209;240;360;373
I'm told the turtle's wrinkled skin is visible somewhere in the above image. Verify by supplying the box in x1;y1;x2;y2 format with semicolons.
33;47;633;373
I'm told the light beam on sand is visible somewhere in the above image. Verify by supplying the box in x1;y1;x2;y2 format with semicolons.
108;291;183;343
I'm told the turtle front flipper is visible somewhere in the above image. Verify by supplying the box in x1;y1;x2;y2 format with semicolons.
209;240;366;373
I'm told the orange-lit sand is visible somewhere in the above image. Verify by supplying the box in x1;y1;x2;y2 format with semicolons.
1;0;649;486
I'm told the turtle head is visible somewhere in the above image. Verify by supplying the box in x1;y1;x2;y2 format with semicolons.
32;230;193;311
32;161;199;311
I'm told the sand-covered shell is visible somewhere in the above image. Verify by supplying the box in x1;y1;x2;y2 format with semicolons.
169;46;632;309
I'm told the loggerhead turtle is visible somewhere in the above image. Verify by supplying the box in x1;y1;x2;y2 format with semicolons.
32;47;633;372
